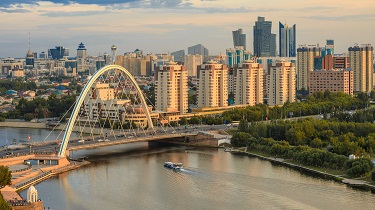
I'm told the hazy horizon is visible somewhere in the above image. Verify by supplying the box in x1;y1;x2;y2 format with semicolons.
0;0;374;58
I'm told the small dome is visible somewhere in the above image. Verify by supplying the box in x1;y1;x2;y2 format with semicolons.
111;45;117;50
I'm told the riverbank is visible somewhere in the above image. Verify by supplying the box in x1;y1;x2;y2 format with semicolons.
0;121;48;129
230;149;375;193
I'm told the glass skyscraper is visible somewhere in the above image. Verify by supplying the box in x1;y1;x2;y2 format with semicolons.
253;17;276;57
232;28;246;50
279;22;296;57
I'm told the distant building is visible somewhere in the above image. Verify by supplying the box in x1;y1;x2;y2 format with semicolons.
77;42;87;72
234;60;264;106
184;54;202;77
188;44;209;62
39;51;48;60
267;61;296;106
197;61;228;108
232;28;246;50
253;16;276;57
279;22;296;57
171;50;185;62
309;69;353;95
226;47;251;68
49;46;69;60
348;44;374;93
155;62;188;114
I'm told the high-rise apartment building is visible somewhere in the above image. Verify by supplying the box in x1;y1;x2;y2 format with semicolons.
155;62;188;114
279;22;296;57
296;46;322;90
349;44;374;93
197;61;228;108
253;16;276;57
232;28;246;50
333;54;350;69
267;61;296;106
184;54;202;77
309;69;353;95
234;60;264;106
188;44;209;62
77;42;87;72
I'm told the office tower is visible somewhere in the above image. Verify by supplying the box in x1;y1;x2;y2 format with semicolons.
234;60;264;105
111;45;117;64
171;50;185;62
309;69;353;95
326;39;334;55
188;44;209;62
49;46;69;60
267;61;295;106
349;44;374;93
232;28;246;50
296;46;322;90
184;54;202;77
155;62;188;114
253;16;276;57
77;42;87;72
25;50;34;69
279;22;296;57
197;61;228;108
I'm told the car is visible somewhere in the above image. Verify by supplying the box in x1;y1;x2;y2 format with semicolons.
172;131;176;134
104;139;110;142
78;139;85;143
117;134;125;137
97;139;104;142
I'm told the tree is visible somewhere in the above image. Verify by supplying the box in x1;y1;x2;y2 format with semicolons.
238;120;248;132
23;113;34;121
0;166;11;186
231;132;253;147
372;170;375;183
0;194;11;210
179;117;188;125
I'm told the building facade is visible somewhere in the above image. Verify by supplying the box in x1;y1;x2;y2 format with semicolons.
155;62;188;114
267;61;296;106
232;28;246;50
253;16;276;57
197;61;228;108
188;44;209;62
279;22;296;57
309;69;353;95
77;42;87;72
296;46;322;90
348;45;374;93
184;54;202;77
234;60;264;106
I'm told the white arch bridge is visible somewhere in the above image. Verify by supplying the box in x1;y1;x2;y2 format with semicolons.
58;65;156;157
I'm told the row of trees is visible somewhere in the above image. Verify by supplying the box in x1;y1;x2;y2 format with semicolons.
222;91;366;123
0;79;37;96
1;94;76;121
231;132;374;178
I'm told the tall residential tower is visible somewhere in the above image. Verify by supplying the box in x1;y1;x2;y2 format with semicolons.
232;28;246;50
349;44;374;93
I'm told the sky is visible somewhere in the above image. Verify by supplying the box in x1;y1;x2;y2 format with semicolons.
0;0;374;58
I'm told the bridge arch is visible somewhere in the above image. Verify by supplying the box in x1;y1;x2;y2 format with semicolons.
58;65;154;157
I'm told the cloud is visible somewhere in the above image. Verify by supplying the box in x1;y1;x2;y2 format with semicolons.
301;13;375;21
0;0;138;7
41;10;112;17
0;8;30;13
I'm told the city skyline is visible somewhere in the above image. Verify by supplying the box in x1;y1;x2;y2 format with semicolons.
0;0;374;58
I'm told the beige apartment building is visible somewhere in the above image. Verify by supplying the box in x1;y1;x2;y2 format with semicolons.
267;61;296;106
309;69;353;95
348;45;374;93
296;46;321;90
155;62;188;114
197;61;228;108
184;54;202;77
234;60;264;105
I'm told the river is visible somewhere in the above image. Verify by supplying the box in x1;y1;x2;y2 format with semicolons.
2;127;372;210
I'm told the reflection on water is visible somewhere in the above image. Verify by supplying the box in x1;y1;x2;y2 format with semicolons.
0;127;77;146
20;142;375;210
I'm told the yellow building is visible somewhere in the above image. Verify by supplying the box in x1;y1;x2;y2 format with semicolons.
349;45;374;93
309;69;353;95
267;61;296;106
155;62;188;114
234;60;264;105
197;61;228;108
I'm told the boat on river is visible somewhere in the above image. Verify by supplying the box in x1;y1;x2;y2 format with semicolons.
164;162;183;170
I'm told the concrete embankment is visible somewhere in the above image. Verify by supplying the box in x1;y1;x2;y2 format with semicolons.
0;121;48;129
231;150;375;193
